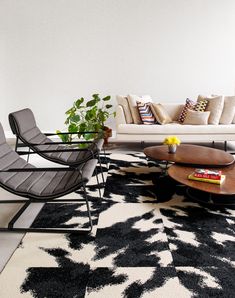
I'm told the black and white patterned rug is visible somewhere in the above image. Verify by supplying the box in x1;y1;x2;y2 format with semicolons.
0;152;234;298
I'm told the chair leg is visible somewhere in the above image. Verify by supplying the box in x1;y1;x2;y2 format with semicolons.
95;167;102;200
224;141;227;151
98;154;105;185
8;201;31;229
82;182;93;232
0;193;93;234
102;147;108;168
27;147;31;162
15;137;31;162
15;136;19;151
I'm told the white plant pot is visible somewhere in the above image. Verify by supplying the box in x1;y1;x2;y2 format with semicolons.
168;144;177;153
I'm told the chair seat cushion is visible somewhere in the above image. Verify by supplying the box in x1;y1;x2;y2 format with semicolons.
35;138;104;166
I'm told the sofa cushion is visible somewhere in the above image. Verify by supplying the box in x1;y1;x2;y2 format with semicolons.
127;94;152;124
219;96;235;124
116;95;133;124
137;102;156;125
117;123;235;135
160;104;185;121
150;103;172;124
197;95;224;125
178;98;196;123
183;109;210;125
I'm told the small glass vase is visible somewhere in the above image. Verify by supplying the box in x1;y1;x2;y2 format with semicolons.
168;144;177;153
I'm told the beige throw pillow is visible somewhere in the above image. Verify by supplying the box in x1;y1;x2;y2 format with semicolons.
197;94;214;101
116;95;133;124
197;95;224;125
219;96;235;124
127;94;152;124
150;103;172;124
183;109;210;125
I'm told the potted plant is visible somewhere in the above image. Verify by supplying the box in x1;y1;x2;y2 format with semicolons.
163;136;181;153
57;94;115;144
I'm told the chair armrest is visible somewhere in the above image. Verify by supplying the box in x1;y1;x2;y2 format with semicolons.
17;147;95;156
0;167;80;173
44;131;99;136
19;140;93;146
116;105;127;126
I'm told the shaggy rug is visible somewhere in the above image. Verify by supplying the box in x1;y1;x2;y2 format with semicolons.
0;152;234;298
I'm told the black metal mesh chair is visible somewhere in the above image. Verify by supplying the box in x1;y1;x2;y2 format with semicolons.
0;123;97;234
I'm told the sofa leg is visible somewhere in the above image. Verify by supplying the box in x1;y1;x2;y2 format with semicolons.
212;141;215;148
224;141;227;152
141;141;145;149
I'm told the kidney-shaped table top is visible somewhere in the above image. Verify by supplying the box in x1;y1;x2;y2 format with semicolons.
168;162;235;195
144;144;234;167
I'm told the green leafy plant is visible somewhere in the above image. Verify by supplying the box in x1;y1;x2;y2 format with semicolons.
57;94;115;142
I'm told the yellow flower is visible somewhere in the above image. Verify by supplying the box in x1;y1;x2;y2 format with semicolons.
163;136;181;145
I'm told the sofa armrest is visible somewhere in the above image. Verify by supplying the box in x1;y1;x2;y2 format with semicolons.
116;105;127;127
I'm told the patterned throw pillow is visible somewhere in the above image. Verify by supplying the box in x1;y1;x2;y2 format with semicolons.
127;94;153;124
178;98;196;123
137;101;156;125
194;99;208;112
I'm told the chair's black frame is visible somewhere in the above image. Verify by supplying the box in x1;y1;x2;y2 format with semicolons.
0;152;94;234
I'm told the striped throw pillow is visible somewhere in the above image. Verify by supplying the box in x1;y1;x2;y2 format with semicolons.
137;101;156;124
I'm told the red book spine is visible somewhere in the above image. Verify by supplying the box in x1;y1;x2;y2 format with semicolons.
194;173;221;180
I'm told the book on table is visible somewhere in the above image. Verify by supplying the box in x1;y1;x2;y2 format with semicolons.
188;169;225;185
193;169;222;180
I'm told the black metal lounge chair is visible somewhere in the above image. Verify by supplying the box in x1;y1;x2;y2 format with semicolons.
8;108;106;191
8;108;104;165
0;123;97;234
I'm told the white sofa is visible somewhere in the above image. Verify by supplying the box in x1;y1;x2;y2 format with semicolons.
115;102;235;143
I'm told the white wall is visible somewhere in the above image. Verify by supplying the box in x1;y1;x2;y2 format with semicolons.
1;0;235;132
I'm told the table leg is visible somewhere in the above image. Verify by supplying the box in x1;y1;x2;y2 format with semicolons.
186;187;235;206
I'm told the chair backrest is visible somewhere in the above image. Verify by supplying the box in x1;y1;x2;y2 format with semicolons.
0;122;21;163
9;108;36;135
9;108;48;145
0;122;32;195
0;122;6;147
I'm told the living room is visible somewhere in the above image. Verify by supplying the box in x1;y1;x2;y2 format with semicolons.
1;0;235;297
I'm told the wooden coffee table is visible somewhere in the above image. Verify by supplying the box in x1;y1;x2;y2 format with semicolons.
168;163;235;195
144;144;234;167
144;144;235;202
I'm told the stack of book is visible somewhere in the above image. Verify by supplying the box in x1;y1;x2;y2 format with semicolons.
188;169;225;185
